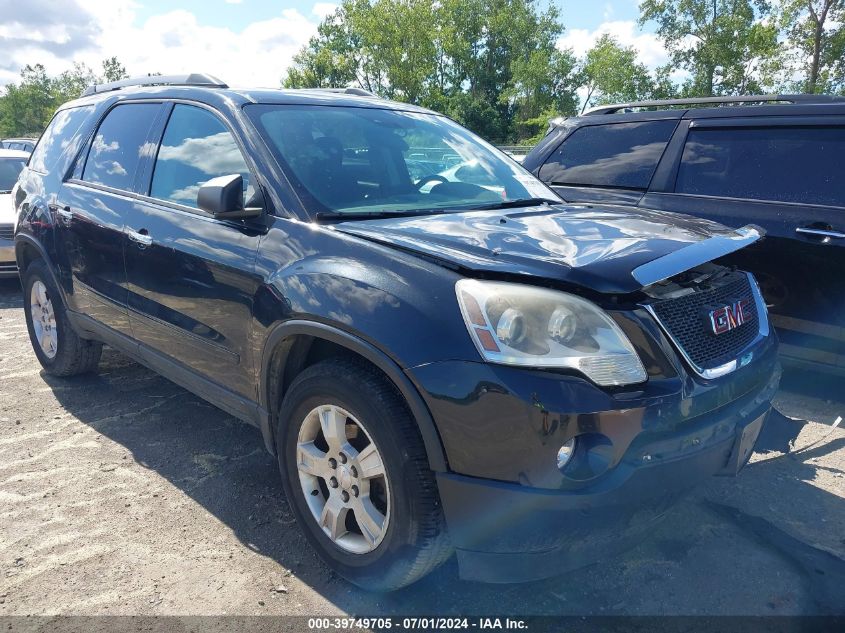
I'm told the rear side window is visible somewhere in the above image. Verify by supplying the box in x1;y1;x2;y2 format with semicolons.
676;126;845;207
150;104;252;208
82;103;160;191
539;120;677;190
29;106;94;173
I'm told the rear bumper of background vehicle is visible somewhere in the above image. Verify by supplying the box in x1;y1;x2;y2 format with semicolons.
430;361;779;583
0;240;17;277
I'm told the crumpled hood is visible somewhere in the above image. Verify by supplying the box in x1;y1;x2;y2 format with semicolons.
0;194;14;226
334;203;761;294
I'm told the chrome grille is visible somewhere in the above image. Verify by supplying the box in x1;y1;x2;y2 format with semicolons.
647;272;761;372
0;224;13;241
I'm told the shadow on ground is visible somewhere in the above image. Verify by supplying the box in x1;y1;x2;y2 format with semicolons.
2;278;843;616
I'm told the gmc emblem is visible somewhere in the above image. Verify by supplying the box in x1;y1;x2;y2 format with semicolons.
708;299;751;335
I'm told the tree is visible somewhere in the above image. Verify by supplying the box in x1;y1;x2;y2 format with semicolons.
53;62;97;103
283;0;580;142
101;56;129;83
0;58;131;137
639;0;779;95
285;0;437;101
0;65;56;136
580;34;658;112
773;0;845;93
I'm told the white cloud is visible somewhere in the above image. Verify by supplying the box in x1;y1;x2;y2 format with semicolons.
312;2;338;19
0;0;324;90
558;20;670;69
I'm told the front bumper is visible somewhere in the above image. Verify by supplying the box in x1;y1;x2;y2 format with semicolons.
411;339;780;583
439;406;770;583
0;240;17;278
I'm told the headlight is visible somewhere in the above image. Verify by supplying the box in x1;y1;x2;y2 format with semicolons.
455;279;647;386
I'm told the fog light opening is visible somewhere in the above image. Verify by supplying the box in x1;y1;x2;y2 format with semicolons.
556;438;576;472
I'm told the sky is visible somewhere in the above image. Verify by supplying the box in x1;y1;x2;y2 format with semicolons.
0;0;668;89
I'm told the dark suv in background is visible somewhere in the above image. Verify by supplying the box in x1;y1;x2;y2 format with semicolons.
524;95;845;374
14;75;779;590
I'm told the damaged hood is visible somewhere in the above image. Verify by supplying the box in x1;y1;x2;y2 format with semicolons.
334;204;761;294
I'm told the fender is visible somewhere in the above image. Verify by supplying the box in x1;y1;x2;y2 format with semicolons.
259;319;448;472
14;233;68;307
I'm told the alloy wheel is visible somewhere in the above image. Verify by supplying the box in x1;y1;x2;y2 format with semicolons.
30;280;58;359
295;404;390;554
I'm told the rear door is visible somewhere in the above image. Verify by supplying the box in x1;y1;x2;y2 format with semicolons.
536;119;679;205
57;102;163;337
642;118;845;368
123;102;265;399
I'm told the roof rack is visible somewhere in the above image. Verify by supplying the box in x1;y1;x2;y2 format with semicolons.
582;94;845;115
82;73;228;97
299;87;379;98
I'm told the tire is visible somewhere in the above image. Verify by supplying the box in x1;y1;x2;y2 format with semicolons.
276;358;451;591
22;260;102;376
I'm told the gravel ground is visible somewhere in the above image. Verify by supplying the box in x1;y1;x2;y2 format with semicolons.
0;277;843;617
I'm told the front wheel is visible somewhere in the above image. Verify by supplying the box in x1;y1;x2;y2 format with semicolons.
276;358;451;591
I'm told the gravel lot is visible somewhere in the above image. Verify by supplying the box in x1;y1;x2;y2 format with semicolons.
0;277;843;617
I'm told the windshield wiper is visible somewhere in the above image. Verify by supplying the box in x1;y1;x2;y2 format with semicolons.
314;209;448;223
469;197;561;211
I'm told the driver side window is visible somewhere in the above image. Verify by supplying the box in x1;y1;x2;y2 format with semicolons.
150;104;253;209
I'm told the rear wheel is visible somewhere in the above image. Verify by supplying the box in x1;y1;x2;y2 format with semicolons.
276;358;451;591
22;260;102;376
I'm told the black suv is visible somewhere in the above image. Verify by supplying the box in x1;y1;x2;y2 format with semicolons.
14;75;779;590
523;95;845;373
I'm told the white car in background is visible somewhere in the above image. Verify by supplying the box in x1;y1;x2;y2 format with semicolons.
419;157;549;199
0;148;29;278
418;158;507;197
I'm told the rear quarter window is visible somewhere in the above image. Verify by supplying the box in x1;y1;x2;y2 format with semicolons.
675;126;845;207
539;120;677;190
29;106;95;174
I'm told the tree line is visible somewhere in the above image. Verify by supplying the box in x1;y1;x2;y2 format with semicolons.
0;58;128;138
1;1;842;143
284;0;845;142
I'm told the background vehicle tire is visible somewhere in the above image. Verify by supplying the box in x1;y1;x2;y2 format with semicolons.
22;260;102;376
276;358;451;591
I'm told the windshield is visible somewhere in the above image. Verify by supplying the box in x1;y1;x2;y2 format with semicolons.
0;158;26;192
245;104;557;217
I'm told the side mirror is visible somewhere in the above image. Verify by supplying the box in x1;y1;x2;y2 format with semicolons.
197;174;262;219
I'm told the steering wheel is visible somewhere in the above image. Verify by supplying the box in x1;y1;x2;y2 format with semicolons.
415;174;449;190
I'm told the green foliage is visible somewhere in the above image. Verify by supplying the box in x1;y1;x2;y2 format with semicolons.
767;0;845;93
101;57;129;83
284;0;582;143
4;2;845;144
0;65;56;137
580;34;676;112
0;58;131;138
639;0;779;95
282;1;692;141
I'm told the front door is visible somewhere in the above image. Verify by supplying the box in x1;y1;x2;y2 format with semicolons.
122;103;264;398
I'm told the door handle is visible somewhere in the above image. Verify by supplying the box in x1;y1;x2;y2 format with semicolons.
795;227;845;240
126;228;153;247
